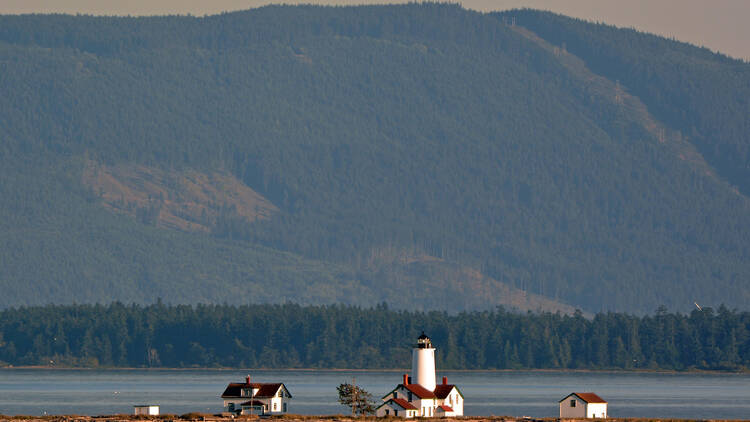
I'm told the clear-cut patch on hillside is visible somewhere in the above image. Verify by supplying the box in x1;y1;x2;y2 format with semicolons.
359;246;583;315
82;161;277;232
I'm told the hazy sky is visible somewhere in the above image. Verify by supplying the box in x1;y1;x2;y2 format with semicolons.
2;0;748;61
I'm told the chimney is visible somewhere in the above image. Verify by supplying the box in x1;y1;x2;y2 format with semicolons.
245;375;251;385
442;376;448;385
408;376;412;384
403;374;409;385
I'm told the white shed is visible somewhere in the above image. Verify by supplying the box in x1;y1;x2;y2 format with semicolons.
559;393;607;419
435;404;457;418
375;398;418;418
133;405;160;416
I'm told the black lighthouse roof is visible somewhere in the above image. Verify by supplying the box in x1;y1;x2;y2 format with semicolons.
416;331;432;348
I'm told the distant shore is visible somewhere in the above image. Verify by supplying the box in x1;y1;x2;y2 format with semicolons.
0;415;748;422
1;366;747;375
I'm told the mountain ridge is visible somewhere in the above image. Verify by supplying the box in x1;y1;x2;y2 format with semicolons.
0;4;748;313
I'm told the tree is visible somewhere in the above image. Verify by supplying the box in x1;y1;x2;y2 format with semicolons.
337;381;375;416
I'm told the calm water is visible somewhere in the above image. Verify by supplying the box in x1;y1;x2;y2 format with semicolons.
0;369;749;419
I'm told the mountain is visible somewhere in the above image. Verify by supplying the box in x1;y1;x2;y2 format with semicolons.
0;4;748;314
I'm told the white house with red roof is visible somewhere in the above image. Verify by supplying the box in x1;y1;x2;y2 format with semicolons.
376;333;464;418
434;380;463;416
559;392;607;419
377;397;419;418
221;375;292;416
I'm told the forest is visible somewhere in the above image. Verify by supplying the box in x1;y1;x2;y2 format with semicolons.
0;4;748;314
0;303;747;371
496;10;750;197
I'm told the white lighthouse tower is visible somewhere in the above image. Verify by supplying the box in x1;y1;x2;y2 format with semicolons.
411;331;436;391
376;332;465;417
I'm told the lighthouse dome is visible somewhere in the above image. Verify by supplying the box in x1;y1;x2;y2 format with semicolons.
416;331;432;348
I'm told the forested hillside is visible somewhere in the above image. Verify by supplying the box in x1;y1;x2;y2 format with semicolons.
0;4;748;313
1;303;747;370
496;9;750;196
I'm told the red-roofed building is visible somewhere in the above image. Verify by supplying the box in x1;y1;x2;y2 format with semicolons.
559;392;607;419
221;375;292;416
375;397;419;418
434;380;463;416
435;404;456;418
376;333;464;418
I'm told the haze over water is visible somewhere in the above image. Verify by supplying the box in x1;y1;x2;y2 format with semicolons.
1;369;749;419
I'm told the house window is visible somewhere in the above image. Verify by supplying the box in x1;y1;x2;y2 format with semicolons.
228;403;235;411
570;399;576;407
408;392;413;401
385;410;390;416
283;403;287;412
273;403;277;411
393;392;397;399
395;410;399;417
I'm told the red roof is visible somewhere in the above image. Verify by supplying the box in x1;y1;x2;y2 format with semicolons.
240;400;267;407
438;405;454;412
562;392;607;404
433;384;461;399
390;398;418;410
221;382;289;399
402;383;436;399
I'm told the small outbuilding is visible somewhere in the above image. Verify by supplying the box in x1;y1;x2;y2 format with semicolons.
559;392;607;419
133;405;160;416
435;404;456;418
375;398;419;418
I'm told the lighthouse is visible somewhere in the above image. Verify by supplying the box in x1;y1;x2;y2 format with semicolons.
411;331;436;391
376;332;464;418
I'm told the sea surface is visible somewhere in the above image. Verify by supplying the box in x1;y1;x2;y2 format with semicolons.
0;369;749;419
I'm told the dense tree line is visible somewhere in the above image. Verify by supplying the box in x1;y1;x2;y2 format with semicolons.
0;303;747;371
0;4;748;313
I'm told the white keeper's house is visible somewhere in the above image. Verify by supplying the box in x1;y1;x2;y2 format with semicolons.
221;375;292;416
376;332;464;418
559;392;608;419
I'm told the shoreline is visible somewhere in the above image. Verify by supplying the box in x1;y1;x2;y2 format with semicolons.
1;366;747;375
0;416;748;422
